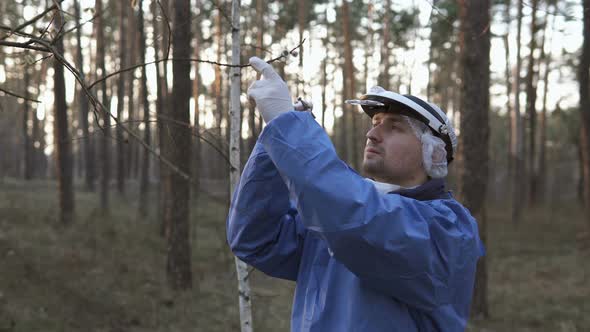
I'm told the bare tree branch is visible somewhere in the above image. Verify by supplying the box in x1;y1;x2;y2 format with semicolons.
0;25;306;189
213;0;236;31
88;38;307;90
0;40;51;52
22;54;54;66
0;86;41;103
0;3;58;40
156;0;172;60
21;36;222;183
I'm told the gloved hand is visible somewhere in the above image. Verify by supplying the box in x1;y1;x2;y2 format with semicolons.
247;56;293;123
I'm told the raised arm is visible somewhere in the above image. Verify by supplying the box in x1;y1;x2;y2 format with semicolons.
226;143;307;281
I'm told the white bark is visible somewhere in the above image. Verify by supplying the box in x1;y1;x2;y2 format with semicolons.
229;0;253;331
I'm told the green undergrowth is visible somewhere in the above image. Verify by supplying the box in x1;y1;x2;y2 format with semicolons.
0;178;587;331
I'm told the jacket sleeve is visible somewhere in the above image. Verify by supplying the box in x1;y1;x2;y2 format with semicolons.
226;142;307;281
258;111;483;311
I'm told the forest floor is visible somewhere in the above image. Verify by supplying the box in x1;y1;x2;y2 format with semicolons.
0;178;588;332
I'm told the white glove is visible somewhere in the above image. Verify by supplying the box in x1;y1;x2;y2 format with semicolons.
247;57;293;123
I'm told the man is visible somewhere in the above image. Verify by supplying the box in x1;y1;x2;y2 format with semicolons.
226;57;484;331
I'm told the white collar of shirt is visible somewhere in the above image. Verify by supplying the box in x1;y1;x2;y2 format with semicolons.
365;178;418;194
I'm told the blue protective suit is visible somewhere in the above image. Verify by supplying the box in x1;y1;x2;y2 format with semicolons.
227;111;484;331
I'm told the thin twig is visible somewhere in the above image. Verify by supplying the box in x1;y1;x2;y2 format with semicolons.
0;86;41;103
58;12;101;39
22;54;54;66
0;3;58;40
522;0;581;21
0;25;44;40
51;1;66;45
212;0;237;31
242;43;272;55
28;37;212;182
156;0;172;60
38;15;55;40
0;27;296;186
89;38;306;89
155;113;231;162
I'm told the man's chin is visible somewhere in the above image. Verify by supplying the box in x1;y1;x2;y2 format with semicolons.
362;160;381;178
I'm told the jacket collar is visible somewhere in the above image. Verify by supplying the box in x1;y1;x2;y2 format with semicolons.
394;178;451;201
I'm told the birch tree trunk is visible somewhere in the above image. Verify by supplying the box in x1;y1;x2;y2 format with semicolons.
214;3;224;179
229;0;253;330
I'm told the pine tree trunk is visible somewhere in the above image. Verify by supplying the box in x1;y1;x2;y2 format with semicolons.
458;0;491;318
23;68;33;180
138;0;151;218
152;0;163;228
578;0;590;229
74;0;95;191
116;0;128;195
192;13;202;200
165;0;193;290
538;7;555;204
341;0;358;170
126;8;137;179
96;0;110;214
53;8;75;224
153;0;170;235
34;61;49;178
503;32;513;189
512;0;525;224
525;0;539;206
378;0;391;89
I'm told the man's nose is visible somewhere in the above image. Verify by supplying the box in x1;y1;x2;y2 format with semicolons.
366;126;380;143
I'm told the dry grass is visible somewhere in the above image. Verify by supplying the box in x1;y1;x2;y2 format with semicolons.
0;178;587;331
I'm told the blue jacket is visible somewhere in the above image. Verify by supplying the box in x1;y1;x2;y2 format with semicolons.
227;111;484;331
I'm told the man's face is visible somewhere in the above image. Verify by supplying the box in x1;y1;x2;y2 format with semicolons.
362;112;427;187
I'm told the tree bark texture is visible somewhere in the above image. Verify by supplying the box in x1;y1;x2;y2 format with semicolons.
116;0;128;195
138;0;152;218
53;8;75;224
96;0;110;214
525;0;539;206
229;2;253;329
578;0;590;228
74;0;95;191
23;68;33;180
458;0;491;319
511;0;525;224
165;0;193;290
